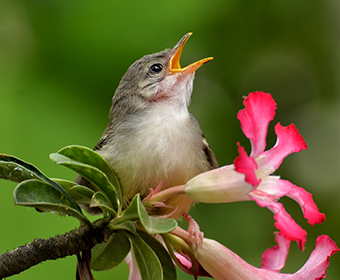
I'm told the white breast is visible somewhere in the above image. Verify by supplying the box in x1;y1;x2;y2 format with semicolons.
98;103;210;205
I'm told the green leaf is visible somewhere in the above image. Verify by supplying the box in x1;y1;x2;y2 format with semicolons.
146;216;178;235
119;194;140;223
14;179;90;224
0;155;81;212
50;153;118;213
90;192;116;217
70;185;95;205
52;178;77;192
53;179;95;206
56;145;122;211
0;158;38;182
120;194;177;234
91;231;131;271
136;195;177;234
138;230;177;280
127;232;163;280
110;220;137;234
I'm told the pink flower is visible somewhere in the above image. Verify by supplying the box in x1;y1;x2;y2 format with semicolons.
185;92;325;249
196;234;339;280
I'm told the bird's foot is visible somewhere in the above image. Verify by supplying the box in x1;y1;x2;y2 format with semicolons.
183;212;204;249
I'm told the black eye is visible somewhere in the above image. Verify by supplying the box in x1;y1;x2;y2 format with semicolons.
150;63;163;73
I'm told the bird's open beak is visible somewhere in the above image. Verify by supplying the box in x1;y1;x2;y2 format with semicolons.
169;33;213;74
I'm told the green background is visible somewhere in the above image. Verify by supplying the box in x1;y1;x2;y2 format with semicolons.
1;0;339;279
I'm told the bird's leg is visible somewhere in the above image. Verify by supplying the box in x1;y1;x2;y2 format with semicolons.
183;212;204;248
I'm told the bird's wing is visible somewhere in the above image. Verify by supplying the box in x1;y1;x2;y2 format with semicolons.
202;135;219;169
94;134;108;151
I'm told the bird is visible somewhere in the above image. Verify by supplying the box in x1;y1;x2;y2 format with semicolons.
76;33;218;220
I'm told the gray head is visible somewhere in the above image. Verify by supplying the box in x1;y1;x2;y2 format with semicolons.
110;33;213;120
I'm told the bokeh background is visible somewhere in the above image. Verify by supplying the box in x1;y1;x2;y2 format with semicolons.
1;0;339;279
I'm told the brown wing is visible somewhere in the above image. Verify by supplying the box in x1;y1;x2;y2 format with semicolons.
202;135;218;169
94;128;110;151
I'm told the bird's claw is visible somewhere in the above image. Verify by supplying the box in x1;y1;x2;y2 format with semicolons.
183;212;204;249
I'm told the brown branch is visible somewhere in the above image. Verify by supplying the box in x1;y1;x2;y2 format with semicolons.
0;219;111;279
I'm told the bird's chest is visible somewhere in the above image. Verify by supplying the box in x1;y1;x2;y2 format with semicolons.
100;107;208;200
133;109;204;177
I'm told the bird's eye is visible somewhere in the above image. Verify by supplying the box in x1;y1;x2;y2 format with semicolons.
150;63;163;73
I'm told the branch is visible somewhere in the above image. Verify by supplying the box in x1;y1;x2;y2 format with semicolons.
0;219;111;279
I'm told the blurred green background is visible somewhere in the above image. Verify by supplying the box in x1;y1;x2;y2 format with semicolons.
1;0;339;279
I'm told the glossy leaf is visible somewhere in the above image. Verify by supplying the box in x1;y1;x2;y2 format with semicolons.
14;179;89;224
138;230;176;280
90;191;116;217
50;153;118;213
56;145;122;211
0;154;81;212
127;232;163;280
91;231;131;271
0;158;38;182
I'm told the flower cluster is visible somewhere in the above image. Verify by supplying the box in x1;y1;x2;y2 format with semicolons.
186;92;325;250
130;92;338;280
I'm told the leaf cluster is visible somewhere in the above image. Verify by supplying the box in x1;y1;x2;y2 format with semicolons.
0;145;178;280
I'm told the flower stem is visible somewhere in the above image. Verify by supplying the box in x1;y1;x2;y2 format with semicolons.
171;226;192;243
149;185;186;202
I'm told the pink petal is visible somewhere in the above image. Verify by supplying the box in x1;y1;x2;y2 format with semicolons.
261;232;290;272
237;92;277;158
249;190;307;250
257;178;326;226
259;123;308;174
234;142;261;186
174;252;192;269
197;238;276;280
173;251;212;278
125;252;142;280
197;237;338;280
290;235;339;280
279;180;326;225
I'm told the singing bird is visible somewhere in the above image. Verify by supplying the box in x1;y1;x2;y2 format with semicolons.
76;33;218;219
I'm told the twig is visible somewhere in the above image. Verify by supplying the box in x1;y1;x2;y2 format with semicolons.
0;219;110;279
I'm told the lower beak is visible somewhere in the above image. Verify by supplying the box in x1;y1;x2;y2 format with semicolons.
169;33;213;74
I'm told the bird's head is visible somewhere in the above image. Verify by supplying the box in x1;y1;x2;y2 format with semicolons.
115;33;213;109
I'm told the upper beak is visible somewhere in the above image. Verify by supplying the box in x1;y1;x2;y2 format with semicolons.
169;33;213;74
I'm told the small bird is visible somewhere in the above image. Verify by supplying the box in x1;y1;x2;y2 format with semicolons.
76;33;218;220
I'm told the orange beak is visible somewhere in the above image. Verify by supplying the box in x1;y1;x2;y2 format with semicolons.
169;32;213;74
